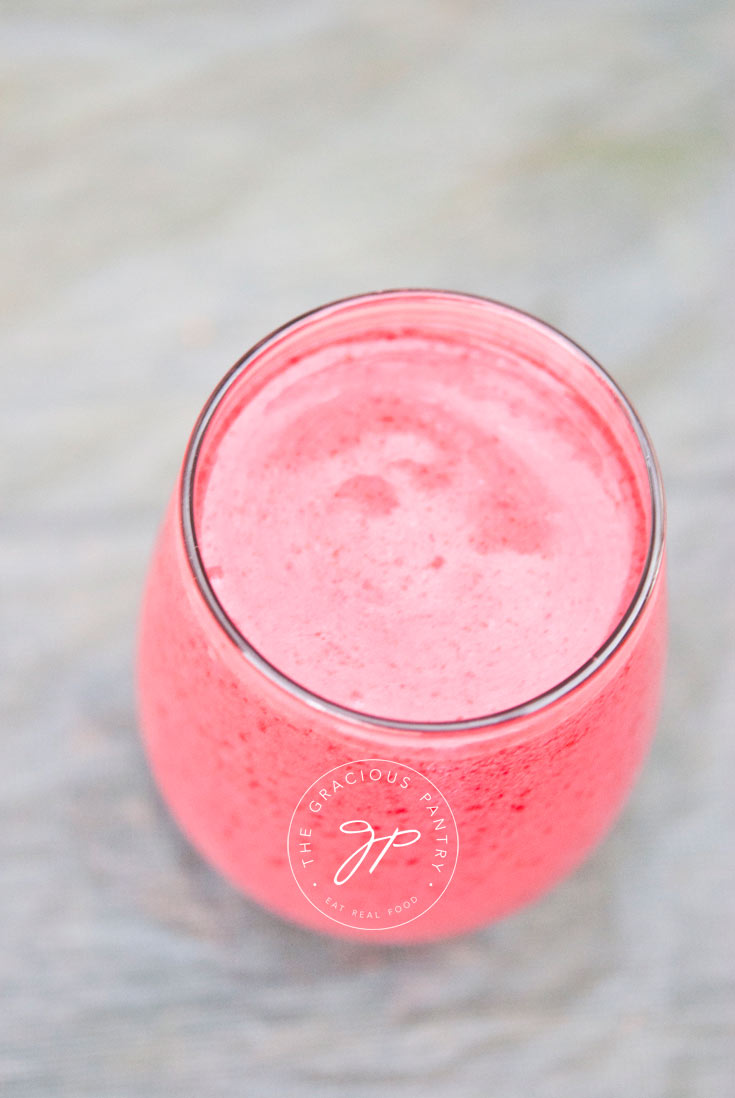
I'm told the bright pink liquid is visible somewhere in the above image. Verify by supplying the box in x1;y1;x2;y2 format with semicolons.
138;292;666;942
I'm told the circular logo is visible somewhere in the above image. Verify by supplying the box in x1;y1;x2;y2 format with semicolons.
287;758;459;931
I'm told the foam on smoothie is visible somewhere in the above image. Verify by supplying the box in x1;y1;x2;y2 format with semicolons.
196;332;648;721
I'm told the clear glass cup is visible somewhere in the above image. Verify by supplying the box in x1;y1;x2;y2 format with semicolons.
137;290;666;942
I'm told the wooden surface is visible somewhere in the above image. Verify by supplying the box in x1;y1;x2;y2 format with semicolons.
2;2;734;1095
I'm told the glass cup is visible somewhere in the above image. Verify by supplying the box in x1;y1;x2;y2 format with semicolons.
137;290;666;942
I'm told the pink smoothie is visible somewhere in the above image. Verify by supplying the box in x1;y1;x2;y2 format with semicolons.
139;292;665;941
197;330;647;721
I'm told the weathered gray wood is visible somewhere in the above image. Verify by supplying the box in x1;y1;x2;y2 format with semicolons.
2;2;733;1095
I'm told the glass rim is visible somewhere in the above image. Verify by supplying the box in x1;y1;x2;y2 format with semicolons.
180;289;665;735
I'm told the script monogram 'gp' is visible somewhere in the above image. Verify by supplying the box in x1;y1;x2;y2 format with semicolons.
333;820;421;885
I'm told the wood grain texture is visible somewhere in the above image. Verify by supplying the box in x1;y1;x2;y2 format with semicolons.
2;2;734;1095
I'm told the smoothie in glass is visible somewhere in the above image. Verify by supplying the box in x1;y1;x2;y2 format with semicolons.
138;291;666;941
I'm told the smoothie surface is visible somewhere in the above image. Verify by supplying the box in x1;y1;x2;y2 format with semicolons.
196;331;648;721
